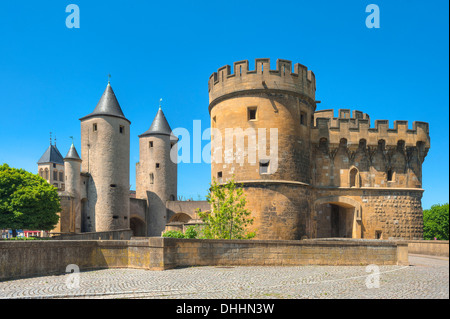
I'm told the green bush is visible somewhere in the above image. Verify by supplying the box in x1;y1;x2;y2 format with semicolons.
184;226;198;239
162;226;199;239
162;230;185;238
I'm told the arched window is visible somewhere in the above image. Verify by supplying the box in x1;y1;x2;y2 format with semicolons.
377;139;386;151
350;167;359;187
387;168;393;182
39;169;43;178
44;169;49;180
53;170;58;181
359;139;367;150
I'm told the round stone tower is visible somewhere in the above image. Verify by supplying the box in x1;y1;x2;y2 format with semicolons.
79;82;131;231
64;143;82;233
208;58;317;240
136;107;177;236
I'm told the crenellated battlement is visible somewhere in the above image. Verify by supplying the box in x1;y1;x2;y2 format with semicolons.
208;58;316;109
312;109;430;149
314;109;370;122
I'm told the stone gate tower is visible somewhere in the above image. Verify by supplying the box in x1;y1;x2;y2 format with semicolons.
136;107;178;236
79;82;131;231
208;59;317;240
208;58;430;240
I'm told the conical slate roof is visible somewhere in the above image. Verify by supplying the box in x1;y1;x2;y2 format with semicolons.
79;83;130;123
64;144;82;162
37;144;64;165
139;108;177;140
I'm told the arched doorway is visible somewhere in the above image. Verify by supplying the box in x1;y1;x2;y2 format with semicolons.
314;196;362;239
130;217;146;237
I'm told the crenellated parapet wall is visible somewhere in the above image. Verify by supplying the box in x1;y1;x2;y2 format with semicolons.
314;109;370;123
208;58;316;110
312;109;430;150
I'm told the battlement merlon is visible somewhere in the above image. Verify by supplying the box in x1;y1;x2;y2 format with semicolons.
208;59;316;109
311;111;430;150
314;109;370;122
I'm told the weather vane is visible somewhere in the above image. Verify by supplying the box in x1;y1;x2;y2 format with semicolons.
69;136;74;145
159;98;163;109
108;74;111;84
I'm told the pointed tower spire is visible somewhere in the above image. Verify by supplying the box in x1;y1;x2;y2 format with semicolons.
139;107;177;139
64;143;82;162
79;82;130;123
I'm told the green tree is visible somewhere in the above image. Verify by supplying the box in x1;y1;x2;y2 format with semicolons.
197;178;255;240
0;164;60;236
423;203;449;240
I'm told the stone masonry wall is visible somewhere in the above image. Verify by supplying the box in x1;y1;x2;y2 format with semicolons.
0;238;408;280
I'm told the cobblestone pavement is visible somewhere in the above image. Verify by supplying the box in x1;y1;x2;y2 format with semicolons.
0;255;447;299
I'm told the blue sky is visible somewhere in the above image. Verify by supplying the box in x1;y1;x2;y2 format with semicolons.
0;0;448;209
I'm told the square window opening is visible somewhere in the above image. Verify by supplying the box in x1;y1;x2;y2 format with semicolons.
300;112;307;126
375;231;382;239
248;107;257;121
259;160;270;174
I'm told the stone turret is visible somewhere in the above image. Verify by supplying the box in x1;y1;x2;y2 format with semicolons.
79;82;131;232
64;143;82;233
208;58;317;240
136;107;178;236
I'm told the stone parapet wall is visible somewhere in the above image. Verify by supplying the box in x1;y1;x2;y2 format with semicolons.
0;238;408;280
208;58;316;108
52;229;133;240
405;240;449;257
162;238;408;269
